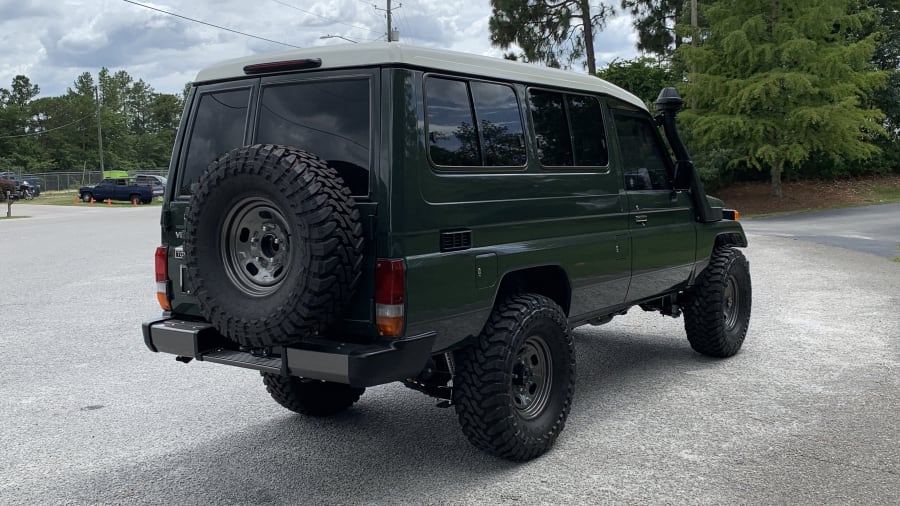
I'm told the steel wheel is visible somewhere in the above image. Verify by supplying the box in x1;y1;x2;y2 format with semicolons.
220;196;293;297
511;335;554;420
723;274;740;330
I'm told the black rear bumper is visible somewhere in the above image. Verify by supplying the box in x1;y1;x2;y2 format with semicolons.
142;318;436;387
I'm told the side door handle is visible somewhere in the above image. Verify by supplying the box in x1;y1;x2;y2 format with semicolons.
634;214;648;226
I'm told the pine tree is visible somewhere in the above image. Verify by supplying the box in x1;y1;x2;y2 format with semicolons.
489;0;615;74
680;0;887;196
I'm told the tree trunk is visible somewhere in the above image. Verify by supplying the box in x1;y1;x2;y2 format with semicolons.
580;2;596;75
690;0;698;109
770;157;784;197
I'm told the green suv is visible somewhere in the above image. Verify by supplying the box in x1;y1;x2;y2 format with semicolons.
143;43;750;461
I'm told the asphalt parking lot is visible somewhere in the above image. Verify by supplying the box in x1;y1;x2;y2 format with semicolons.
1;203;898;505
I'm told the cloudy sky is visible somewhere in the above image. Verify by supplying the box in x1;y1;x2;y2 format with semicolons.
0;0;641;98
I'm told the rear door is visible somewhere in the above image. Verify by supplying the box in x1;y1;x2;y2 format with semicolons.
610;109;696;302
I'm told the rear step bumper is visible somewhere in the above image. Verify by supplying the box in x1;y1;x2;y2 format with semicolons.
142;318;436;387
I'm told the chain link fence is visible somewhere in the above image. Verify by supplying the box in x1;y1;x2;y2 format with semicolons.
4;169;169;193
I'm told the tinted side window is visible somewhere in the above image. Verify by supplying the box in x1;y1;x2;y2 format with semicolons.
613;113;672;191
426;78;480;166
181;88;250;195
470;82;526;166
425;77;527;168
257;79;371;195
567;95;608;166
529;89;572;166
529;89;609;168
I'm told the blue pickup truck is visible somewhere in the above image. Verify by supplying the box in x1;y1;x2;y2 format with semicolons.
79;178;155;204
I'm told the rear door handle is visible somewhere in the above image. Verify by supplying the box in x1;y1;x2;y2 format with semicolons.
634;215;648;225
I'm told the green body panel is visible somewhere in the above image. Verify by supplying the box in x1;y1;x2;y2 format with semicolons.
625;190;697;300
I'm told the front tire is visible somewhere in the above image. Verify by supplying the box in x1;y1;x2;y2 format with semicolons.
81;192;92;203
261;373;365;417
453;293;575;461
684;246;752;357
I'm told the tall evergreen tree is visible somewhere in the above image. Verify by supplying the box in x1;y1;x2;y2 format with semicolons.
620;0;685;56
680;0;887;196
489;0;615;74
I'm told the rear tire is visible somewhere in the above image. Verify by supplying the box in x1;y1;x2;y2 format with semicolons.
684;247;752;357
261;373;364;417
453;293;575;461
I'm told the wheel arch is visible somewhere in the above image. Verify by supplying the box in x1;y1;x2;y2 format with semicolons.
714;231;748;248
492;265;572;316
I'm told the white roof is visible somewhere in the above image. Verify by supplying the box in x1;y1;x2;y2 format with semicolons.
194;42;647;110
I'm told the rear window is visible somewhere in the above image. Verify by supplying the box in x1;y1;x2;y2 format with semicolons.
256;78;371;195
180;88;251;195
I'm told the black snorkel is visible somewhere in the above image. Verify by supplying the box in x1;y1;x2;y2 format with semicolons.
654;87;721;223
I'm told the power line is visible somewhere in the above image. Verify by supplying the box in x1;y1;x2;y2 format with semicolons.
397;8;413;40
268;0;380;34
121;0;300;48
0;116;89;140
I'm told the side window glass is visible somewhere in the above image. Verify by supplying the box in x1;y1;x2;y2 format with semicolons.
257;79;371;195
470;82;526;166
566;95;608;166
614;113;673;191
425;78;480;166
181;88;250;195
529;89;573;166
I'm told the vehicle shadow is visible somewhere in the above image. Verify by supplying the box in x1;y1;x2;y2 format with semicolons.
54;326;720;505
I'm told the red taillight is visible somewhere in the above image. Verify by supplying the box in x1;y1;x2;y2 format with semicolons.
155;246;171;311
375;259;405;338
155;246;168;283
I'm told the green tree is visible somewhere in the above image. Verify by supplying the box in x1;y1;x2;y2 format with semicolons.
0;70;183;175
489;0;615;74
597;57;677;105
868;0;900;172
620;0;686;56
680;0;887;196
0;75;42;170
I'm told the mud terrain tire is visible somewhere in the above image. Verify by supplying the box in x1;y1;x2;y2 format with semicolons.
453;293;576;461
262;373;365;417
684;246;752;357
184;144;363;348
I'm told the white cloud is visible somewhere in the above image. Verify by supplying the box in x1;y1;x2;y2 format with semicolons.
0;0;642;97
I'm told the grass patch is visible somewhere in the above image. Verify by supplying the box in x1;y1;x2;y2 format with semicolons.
874;184;900;203
19;191;161;207
0;215;29;220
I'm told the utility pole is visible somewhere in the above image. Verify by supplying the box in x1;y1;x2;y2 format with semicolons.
94;85;105;179
387;0;392;41
376;0;400;41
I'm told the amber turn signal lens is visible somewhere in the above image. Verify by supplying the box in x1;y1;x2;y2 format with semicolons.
156;289;172;311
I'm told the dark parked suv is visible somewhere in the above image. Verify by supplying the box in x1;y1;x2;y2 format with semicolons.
143;43;751;461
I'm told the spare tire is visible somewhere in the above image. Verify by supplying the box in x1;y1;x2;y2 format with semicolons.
183;144;363;348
